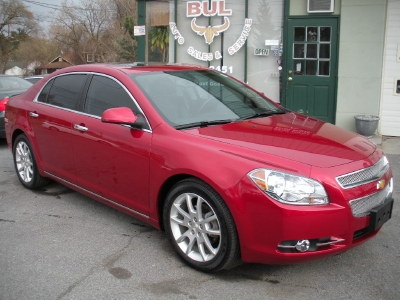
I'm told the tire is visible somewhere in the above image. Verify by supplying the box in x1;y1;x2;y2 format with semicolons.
163;178;240;272
13;134;49;189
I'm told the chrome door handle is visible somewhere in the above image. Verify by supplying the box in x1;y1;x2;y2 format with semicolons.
74;124;88;132
29;112;39;118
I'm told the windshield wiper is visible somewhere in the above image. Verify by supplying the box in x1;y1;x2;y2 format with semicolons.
240;110;286;120
175;119;233;130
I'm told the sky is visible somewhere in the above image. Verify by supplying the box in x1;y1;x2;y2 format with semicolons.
22;0;71;27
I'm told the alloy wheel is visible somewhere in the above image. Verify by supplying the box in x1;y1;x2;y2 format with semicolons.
169;192;221;262
15;141;34;183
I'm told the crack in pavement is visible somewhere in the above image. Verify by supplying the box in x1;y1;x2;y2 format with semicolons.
55;233;137;300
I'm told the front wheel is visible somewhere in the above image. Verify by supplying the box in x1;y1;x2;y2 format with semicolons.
13;134;49;189
163;178;240;272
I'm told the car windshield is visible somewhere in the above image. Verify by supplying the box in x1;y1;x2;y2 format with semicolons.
129;70;284;128
0;76;32;91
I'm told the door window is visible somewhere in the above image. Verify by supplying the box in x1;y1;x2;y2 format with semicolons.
83;75;140;117
293;26;331;76
45;74;87;110
37;79;54;103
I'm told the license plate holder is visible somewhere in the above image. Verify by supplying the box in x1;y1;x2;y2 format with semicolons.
368;198;394;232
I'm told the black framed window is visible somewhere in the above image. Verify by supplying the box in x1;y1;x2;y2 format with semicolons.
84;75;139;117
47;75;87;110
37;79;54;103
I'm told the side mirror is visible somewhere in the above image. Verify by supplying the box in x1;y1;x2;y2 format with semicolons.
101;107;145;129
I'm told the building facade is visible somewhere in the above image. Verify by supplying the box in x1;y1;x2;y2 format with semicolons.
136;0;400;136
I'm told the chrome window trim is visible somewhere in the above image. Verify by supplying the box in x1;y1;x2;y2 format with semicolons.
33;71;153;133
45;171;149;219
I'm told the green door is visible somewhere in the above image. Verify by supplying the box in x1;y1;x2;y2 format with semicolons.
284;18;338;123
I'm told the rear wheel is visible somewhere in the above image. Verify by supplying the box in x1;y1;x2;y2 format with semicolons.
13;134;49;189
163;178;240;272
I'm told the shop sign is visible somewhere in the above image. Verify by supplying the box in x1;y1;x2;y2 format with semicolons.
169;0;252;62
134;26;145;36
254;48;269;56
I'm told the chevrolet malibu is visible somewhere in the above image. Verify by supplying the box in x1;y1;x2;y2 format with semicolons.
5;64;394;272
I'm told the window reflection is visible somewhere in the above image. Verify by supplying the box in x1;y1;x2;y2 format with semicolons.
320;44;330;59
292;26;332;77
294;44;304;58
294;27;305;41
306;61;317;75
320;27;331;42
307;44;317;58
319;61;330;76
307;27;318;42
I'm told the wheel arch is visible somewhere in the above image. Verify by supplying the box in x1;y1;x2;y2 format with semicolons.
157;174;193;231
156;173;235;232
11;129;26;149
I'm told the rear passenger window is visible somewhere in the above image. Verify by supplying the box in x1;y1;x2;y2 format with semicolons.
37;79;54;103
84;75;139;117
47;74;87;110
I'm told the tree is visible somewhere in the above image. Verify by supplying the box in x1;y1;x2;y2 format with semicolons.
116;16;137;61
150;26;169;62
49;0;139;63
13;35;62;75
0;0;37;73
50;0;117;63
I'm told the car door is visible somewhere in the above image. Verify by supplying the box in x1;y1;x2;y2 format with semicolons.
71;74;152;215
29;74;88;182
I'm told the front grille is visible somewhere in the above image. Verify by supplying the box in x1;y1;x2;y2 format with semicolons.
349;183;390;217
336;156;389;189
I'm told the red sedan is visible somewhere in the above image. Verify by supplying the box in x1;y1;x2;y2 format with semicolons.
5;64;394;272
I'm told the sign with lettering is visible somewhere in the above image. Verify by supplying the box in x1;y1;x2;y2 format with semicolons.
254;48;269;56
134;26;145;36
170;0;252;62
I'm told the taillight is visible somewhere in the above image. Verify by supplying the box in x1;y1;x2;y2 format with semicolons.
0;97;9;111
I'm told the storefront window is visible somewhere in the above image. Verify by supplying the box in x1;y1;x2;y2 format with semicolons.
169;0;283;102
146;1;172;62
247;0;284;102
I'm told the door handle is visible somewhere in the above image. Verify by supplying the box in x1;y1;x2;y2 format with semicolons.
74;124;88;132
287;77;293;81
29;112;39;118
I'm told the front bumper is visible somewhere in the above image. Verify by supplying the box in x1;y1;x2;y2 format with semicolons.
225;175;393;265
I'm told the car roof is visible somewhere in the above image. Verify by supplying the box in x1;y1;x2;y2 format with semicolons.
52;63;209;76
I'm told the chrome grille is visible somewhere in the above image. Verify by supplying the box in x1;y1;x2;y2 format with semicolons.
349;183;390;217
336;156;389;189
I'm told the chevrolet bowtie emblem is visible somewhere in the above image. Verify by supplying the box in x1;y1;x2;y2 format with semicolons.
377;179;386;190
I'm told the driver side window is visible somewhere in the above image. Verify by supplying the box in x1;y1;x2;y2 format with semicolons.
84;75;140;117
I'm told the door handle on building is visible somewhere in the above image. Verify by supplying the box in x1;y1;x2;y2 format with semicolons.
288;77;293;81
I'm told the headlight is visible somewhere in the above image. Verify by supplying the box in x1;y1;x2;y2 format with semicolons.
248;169;329;205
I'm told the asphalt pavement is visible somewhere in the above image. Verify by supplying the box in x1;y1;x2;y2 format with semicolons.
0;137;399;300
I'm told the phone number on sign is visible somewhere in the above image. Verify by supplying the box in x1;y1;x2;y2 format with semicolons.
210;66;233;74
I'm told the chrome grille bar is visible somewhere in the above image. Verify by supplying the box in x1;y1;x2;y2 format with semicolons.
349;183;391;218
336;156;389;189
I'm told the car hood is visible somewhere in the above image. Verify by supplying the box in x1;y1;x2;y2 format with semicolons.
185;113;376;168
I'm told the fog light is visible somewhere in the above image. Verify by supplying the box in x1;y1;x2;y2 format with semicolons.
295;240;310;252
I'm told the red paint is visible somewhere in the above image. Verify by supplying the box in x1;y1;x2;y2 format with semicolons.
5;64;393;266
